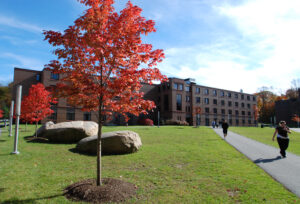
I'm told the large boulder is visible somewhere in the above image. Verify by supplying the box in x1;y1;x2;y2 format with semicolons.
36;121;98;143
76;130;142;155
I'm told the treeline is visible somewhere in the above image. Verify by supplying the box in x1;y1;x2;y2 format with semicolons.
0;83;12;118
255;79;300;124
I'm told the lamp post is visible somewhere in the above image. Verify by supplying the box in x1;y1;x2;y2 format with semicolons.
9;100;14;137
12;85;22;155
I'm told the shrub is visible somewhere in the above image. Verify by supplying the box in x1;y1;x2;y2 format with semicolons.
138;118;154;126
165;120;189;126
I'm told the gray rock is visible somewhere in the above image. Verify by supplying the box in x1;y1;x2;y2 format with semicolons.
36;121;98;143
76;130;142;155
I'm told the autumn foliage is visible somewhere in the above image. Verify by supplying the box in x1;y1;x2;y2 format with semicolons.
44;0;166;185
292;114;300;123
0;109;3;118
21;83;57;134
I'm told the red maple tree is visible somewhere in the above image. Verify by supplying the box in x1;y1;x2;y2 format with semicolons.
292;114;300;125
0;109;3;118
21;83;57;136
44;0;167;185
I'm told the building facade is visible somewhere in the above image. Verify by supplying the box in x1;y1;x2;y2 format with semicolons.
275;90;300;127
13;68;257;126
157;78;257;126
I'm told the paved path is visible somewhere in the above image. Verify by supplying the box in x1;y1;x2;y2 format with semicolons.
291;128;300;133
213;128;300;198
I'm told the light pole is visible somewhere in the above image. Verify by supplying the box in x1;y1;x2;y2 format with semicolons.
12;85;22;155
9;100;14;137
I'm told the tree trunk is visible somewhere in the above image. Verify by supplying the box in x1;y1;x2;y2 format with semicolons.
96;103;103;186
35;121;38;137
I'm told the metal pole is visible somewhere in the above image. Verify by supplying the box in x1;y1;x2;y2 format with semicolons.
9;100;14;137
12;86;22;155
157;111;160;128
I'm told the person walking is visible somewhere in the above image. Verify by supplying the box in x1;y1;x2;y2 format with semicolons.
272;121;291;158
222;120;229;139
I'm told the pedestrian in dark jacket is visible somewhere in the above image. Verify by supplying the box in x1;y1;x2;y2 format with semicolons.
222;120;229;139
272;121;291;158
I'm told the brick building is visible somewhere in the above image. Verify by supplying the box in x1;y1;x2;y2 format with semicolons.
12;68;257;126
157;78;257;126
275;89;300;127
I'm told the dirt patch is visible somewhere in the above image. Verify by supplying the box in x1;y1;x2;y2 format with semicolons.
64;178;137;203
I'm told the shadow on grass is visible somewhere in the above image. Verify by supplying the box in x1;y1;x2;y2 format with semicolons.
254;156;282;164
23;136;49;143
1;194;62;204
69;148;133;157
0;140;6;142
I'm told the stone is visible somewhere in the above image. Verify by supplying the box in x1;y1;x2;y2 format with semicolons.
76;130;142;155
36;121;98;143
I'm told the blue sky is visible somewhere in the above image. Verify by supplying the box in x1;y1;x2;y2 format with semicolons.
1;0;300;94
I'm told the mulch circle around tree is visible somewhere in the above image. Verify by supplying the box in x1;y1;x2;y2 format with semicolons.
64;178;137;203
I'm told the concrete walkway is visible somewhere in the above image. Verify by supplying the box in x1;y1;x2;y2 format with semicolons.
291;128;300;133
213;128;300;198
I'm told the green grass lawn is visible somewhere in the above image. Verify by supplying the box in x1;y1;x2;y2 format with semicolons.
0;125;299;203
230;126;300;156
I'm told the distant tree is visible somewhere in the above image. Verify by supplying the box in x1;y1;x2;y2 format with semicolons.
285;79;300;99
255;87;277;123
21;83;57;136
292;114;300;127
44;0;166;186
0;109;3;118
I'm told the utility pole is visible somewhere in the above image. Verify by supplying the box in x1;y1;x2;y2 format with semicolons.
157;111;160;128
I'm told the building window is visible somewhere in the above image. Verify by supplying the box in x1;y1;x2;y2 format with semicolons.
84;112;91;121
236;119;239;125
228;92;232;98
185;86;190;92
186;96;190;102
213;108;217;114
248;111;251;116
242;111;245;116
66;107;75;120
221;100;225;106
49;104;57;121
205;108;210;113
247;95;250;101
205;89;209;95
235;110;239;116
174;83;178;90
235;93;239;99
213;90;217;96
196;97;201;103
247;104;250;109
221;91;225;97
36;74;41;81
196;87;200;94
228;101;232;107
186;106;191;112
204;98;209;104
228;109;232;115
248;119;252;124
213;99;217;105
178;84;183;90
177;116;182;121
235;102;239;107
176;94;182;111
51;72;59;80
241;103;245;108
164;94;169;111
241;95;244;100
253;96;256;101
221;109;225;114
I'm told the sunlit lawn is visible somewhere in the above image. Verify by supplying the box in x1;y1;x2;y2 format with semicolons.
0;125;299;203
230;126;300;156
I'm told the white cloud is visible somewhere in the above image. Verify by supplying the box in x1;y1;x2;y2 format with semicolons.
0;15;44;33
157;0;300;94
1;53;44;70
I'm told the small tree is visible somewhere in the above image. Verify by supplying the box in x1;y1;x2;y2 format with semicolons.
292;114;300;127
44;0;166;186
21;83;57;136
